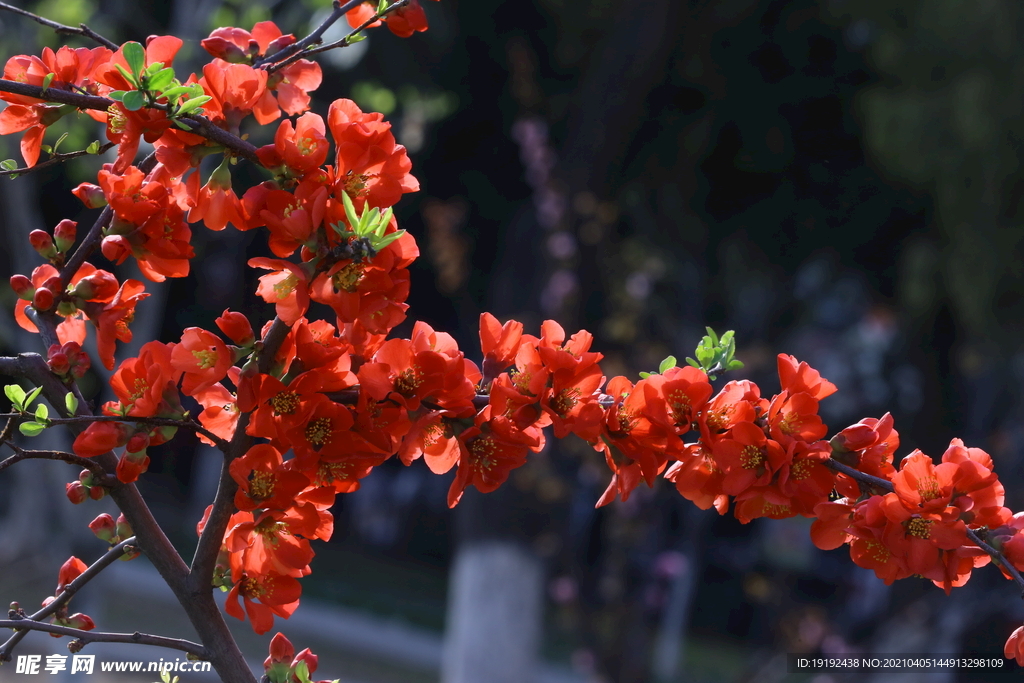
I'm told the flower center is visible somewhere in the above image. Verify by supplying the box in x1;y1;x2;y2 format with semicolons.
269;391;299;415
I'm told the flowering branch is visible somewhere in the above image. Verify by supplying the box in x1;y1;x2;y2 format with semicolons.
0;80;260;164
0;414;230;451
188;318;290;587
0;618;206;658
821;455;1024;596
0;2;118;50
283;0;413;69
256;0;366;69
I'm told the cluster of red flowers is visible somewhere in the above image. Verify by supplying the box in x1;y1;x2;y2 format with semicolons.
8;5;1024;667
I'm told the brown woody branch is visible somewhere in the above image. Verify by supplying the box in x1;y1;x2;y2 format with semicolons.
0;442;113;484
0;2;118;50
0;413;230;451
256;0;366;69
0;142;116;178
269;0;413;73
0;80;260;165
0;619;206;658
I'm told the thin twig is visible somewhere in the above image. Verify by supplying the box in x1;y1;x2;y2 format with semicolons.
0;2;118;50
269;0;413;73
0;413;229;451
0;442;113;483
0;619;207;658
0;81;260;165
0;142;116;178
256;0;366;68
0;537;137;662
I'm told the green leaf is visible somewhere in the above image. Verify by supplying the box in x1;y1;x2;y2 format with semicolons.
24;387;42;408
727;360;745;370
145;61;165;75
293;660;313;683
638;371;651;378
172;120;194;131
145;67;176;93
51;132;69;155
107;90;126;102
4;384;26;409
121;90;146;111
685;358;700;368
65;393;79;415
159;85;193;102
41;73;54;93
174;95;211;116
341;191;360;231
86;141;101;154
114;63;138;88
0;159;17;171
19;422;45;437
122;41;146;77
40;145;52;154
35;403;48;421
372;229;406;251
347;33;368;44
705;326;719;346
658;355;677;374
377;0;389;12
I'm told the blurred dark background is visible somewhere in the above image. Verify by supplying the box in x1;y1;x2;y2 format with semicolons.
2;1;1024;682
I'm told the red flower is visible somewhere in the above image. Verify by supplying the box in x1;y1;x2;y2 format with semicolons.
249;257;312;325
171;327;233;395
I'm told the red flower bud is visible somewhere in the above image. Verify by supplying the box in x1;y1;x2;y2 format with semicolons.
29;230;57;259
293;648;318;675
48;351;70;375
265;632;295;668
32;287;54;311
88;513;117;543
57;556;88;589
116;450;150;484
53;219;77;253
10;274;34;300
126;432;149;454
216;309;255;346
65;481;88;505
72;270;119;302
65;613;96;631
73;421;130;458
115;513;133;540
88;485;106;500
71;182;107;209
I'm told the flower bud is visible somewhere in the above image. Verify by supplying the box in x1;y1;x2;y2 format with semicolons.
115;513;133;540
216;309;255;346
48;351;70;375
101;234;132;265
41;275;63;293
116;450;150;483
53;219;77;253
88;485;106;501
126;432;150;454
32;287;54;311
201;36;250;63
71;182;107;209
10;274;34;300
79;469;94;485
65;613;96;631
65;481;88;505
293;648;318;675
29;230;57;260
265;633;295;668
71;269;119;302
88;513;117;543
